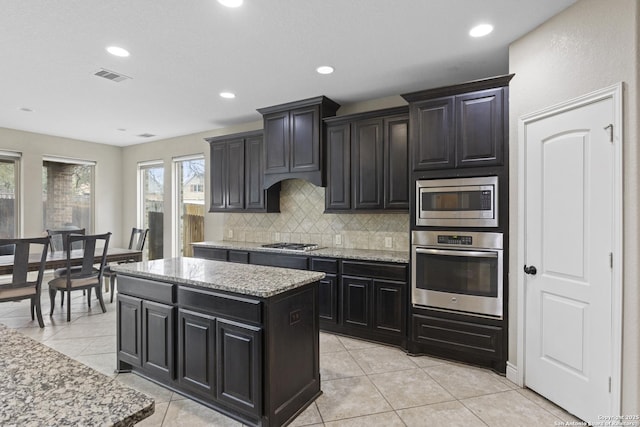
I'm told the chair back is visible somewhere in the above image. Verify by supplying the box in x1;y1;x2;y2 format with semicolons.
0;237;49;291
0;244;15;256
128;228;149;251
47;228;86;252
62;232;111;287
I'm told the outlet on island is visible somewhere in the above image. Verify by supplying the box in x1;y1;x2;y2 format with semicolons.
335;234;342;245
385;237;393;248
228;229;233;238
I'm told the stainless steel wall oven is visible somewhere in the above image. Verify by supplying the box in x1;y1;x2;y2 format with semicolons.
411;230;503;318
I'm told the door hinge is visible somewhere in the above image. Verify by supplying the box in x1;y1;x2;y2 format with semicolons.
610;252;613;269
609;377;612;392
604;124;614;143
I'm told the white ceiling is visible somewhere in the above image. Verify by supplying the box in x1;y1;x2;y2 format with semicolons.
0;0;576;146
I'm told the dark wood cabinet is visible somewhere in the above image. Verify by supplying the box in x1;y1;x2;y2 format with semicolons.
207;131;280;212
402;74;513;171
117;293;142;368
342;276;371;328
325;107;409;212
178;309;216;398
373;280;405;334
250;251;308;270
216;319;262;417
142;300;175;381
258;96;340;189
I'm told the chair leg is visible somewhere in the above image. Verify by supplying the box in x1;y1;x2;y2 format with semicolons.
31;299;35;320
95;285;107;314
49;287;56;316
66;289;71;322
34;295;44;328
110;275;117;303
61;290;64;307
87;287;92;308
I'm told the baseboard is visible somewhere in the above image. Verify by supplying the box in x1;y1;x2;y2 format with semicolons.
506;361;521;386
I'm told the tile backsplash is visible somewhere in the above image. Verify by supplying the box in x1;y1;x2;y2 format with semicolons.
223;179;410;252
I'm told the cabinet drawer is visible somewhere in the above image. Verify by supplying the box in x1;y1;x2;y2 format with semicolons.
250;252;308;270
228;250;249;264
193;246;228;261
178;286;262;325
412;314;502;359
118;275;176;304
342;261;406;282
310;257;338;274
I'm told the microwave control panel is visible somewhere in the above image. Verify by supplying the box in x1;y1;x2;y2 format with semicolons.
437;235;473;245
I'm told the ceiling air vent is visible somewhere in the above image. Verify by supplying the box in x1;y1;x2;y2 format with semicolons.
137;133;156;138
93;68;131;83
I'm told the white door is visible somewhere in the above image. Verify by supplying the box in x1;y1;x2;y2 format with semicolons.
523;95;616;423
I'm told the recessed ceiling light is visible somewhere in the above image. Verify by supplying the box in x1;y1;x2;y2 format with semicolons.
316;65;334;75
106;46;130;57
218;0;243;7
19;107;34;112
117;128;127;132
469;24;493;38
220;92;236;99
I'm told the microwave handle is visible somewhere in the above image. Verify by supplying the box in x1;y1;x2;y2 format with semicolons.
415;248;498;259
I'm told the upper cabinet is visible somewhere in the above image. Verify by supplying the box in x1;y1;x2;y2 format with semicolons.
325;107;409;212
402;74;513;171
206;131;280;212
258;96;340;189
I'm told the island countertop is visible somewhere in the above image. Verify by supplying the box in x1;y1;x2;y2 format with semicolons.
0;324;154;427
112;256;325;298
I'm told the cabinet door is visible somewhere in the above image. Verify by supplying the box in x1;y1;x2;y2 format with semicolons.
245;134;265;210
325;123;351;210
192;246;227;261
117;294;142;368
352;118;383;209
318;273;338;323
227;138;245;209
216;319;262;417
142;300;175;381
209;142;227;210
290;105;320;173
384;115;409;210
411;97;455;170
264;111;289;174
342;276;371;328
178;309;216;398
373;280;405;335
455;88;504;167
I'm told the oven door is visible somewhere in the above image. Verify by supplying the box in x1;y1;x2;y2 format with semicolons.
411;246;503;318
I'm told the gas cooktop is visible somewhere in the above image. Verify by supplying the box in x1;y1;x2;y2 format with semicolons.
260;243;322;252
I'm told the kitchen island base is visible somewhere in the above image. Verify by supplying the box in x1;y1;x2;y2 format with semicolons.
114;258;323;427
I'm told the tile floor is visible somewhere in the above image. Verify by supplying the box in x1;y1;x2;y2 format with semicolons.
0;284;585;427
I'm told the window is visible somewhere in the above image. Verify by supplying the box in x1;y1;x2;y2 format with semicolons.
0;151;20;238
173;155;205;257
42;156;94;233
139;161;164;260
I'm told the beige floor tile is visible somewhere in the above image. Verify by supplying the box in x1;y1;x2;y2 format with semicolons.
324;411;405;426
115;373;174;404
16;324;69;341
321;350;366;380
396;401;486;427
350;346;418;374
336;335;382;350
41;336;95;357
462;389;563;427
162;399;242;426
289;402;323;426
47;322;116;340
425;363;512;399
73;352;118;378
320;332;347;353
407;353;448;368
369;368;455;409
516;388;584;422
136;401;168;427
315;376;392;422
80;335;117;355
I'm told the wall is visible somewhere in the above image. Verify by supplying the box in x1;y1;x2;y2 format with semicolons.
0;127;124;245
508;0;639;413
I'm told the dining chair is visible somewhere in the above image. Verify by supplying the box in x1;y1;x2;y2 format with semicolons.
0;237;50;328
46;228;86;306
104;228;148;303
48;232;111;322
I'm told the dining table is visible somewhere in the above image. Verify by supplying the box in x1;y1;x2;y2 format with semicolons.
0;247;143;276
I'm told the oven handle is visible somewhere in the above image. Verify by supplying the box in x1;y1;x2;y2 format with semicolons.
415;248;498;258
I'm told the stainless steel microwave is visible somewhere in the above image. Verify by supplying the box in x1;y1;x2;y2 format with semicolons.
415;176;498;227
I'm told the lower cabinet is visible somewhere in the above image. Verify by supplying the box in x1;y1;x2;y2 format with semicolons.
177;309;216;398
317;274;338;323
117;294;142;367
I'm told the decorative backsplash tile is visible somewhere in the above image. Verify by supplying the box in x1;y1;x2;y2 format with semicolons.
224;179;410;251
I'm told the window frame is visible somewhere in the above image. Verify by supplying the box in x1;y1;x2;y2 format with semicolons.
0;150;21;238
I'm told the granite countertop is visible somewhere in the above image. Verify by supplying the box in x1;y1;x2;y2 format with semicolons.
0;324;154;427
112;257;325;298
192;241;410;264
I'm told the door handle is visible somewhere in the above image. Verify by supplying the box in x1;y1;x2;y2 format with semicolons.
524;265;537;275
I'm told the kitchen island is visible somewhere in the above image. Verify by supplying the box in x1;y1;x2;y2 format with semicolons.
0;324;154;426
113;257;324;427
